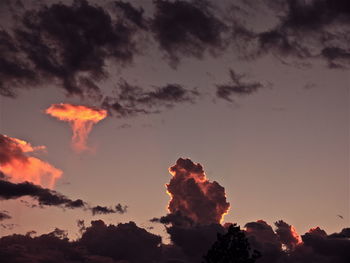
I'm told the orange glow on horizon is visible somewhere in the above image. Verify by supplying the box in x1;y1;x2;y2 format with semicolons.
0;135;62;188
46;103;107;152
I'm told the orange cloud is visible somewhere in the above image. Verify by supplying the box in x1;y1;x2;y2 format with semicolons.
46;103;107;152
0;135;62;188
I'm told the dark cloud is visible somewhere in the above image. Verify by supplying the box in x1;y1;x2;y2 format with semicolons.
152;212;225;262
0;0;145;98
114;0;147;29
0;179;126;216
0;210;11;221
151;211;195;228
216;69;264;102
80;220;162;263
307;226;328;238
245;220;281;249
0;29;38;97
244;220;350;263
152;0;228;66
0;179;84;208
167;222;225;262
275;220;302;251
245;220;283;263
292;228;350;263
103;81;199;117
91;204;127;215
0;220;163;263
254;0;350;68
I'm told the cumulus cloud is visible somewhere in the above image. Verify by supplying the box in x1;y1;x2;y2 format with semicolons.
275;220;303;251
150;158;230;262
165;158;230;225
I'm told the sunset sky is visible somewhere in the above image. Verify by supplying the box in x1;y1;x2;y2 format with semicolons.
0;1;349;262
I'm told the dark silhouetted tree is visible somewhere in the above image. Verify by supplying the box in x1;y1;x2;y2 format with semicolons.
203;224;260;263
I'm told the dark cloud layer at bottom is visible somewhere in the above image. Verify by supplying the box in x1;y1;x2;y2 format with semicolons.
0;218;349;263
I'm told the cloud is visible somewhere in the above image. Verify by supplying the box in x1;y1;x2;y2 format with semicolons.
0;220;163;263
114;0;147;29
275;220;302;251
80;220;162;263
244;220;350;263
151;0;228;66
1;157;350;263
0;29;38;97
0;134;62;188
0;0;145;98
0;179;126;216
0;179;84;208
216;69;265;102
244;220;283;263
102;81;199;117
46;103;107;153
166;158;230;225
0;210;11;221
91;204;127;215
166;222;225;262
150;157;230;262
254;0;350;68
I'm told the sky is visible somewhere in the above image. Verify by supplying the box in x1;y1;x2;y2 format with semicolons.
0;0;349;263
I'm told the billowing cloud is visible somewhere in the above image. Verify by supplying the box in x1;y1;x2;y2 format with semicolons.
244;220;282;263
275;220;303;251
0;134;62;188
46;103;107;152
166;158;230;225
149;158;230;262
307;226;328;238
80;220;162;263
0;179;126;216
152;0;228;66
